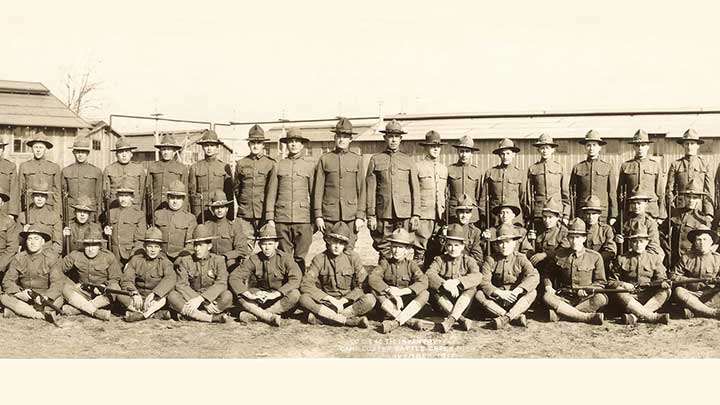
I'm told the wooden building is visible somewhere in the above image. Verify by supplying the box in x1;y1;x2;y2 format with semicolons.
120;129;234;165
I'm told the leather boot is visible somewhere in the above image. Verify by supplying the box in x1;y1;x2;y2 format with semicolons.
493;315;510;330
683;308;695;319
512;314;528;327
458;317;473;331
623;313;637;326
93;309;111;321
346;316;369;329
381;319;400;334
657;313;670;324
62;305;81;316
548;309;559;322
589;313;604;325
407;318;434;331
238;311;258;323
124;311;146;322
439;316;456;333
211;313;229;323
306;312;321;325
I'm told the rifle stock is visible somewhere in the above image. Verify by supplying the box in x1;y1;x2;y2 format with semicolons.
83;283;134;297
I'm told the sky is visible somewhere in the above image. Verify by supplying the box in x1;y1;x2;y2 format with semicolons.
3;1;720;152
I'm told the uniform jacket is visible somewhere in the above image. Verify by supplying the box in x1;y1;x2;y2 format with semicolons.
416;155;448;220
19;205;62;255
108;206;146;261
548;247;607;289
585;222;617;259
426;254;483;292
204;217;250;267
121;252;176;297
63;249;122;289
68;220;102;252
533;223;569;262
233;154;274;220
174;253;228;301
2;249;64;299
19;157;61;208
301;251;368;301
461;223;485;264
570;158;618;221
486;225;533;255
447;161;482;221
366;149;420;220
623;213;664;259
266;153;314;223
62;162;103;217
0;214;18;271
0;158;19;216
617;157;666;219
666;155;713;216
103;161;146;209
368;257;428;296
527;159;570;219
610;251;667;286
480;164;525;221
229;250;301;296
663;209;713;258
313;148;365;222
189;157;234;217
480;251;540;296
146;159;188;211
671;251;720;292
155;208;196;259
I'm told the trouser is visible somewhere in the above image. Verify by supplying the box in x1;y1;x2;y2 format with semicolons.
62;283;114;316
166;290;233;322
375;290;429;326
371;218;412;259
299;293;376;325
0;293;64;319
475;289;537;320
542;290;608;322
612;288;670;322
673;286;720;318
276;222;313;273
415;218;445;267
238;289;301;323
325;219;359;251
432;287;476;321
116;290;170;311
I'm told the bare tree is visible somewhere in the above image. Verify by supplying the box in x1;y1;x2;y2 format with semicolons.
65;67;102;117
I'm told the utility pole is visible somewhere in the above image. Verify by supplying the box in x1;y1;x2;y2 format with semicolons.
150;112;164;161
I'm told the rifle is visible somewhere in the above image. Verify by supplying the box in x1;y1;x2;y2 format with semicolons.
666;192;673;267
199;193;205;224
484;179;490;255
147;180;155;227
103;192;111;250
528;182;537;250
618;184;625;255
670;277;720;287
569;182;575;220
25;290;63;327
558;286;634;294
83;283;134;297
61;188;70;256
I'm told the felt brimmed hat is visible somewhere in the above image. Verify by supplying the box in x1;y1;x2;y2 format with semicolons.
155;133;183;149
140;226;165;243
69;136;91;151
208;189;232;207
542;196;563;215
385;228;414;246
676;129;703;145
680;179;708;197
81;228;106;244
581;195;603;212
492;202;521;217
71;196;95;212
492;224;522;242
325;222;351;243
165;180;187;197
493;138;520;154
627;223;650;239
566;218;588;236
419;130;446;146
257;224;279;240
280;127;309;143
452;135;479;151
688;226;717;244
28;179;51;195
26;132;54;149
115;178;136;195
533;133;558;148
111;136;137;151
331;117;357;135
379;120;406;135
455;194;477;210
189;224;217;243
578;129;607;146
245;125;270;143
629;129;653;144
627;188;651;201
445;224;466;242
20;224;52;241
197;129;225;145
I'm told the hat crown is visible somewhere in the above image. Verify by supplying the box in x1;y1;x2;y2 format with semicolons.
683;178;705;195
567;218;587;233
383;120;404;134
191;224;214;241
71;136;91;149
627;222;650;238
144;226;164;241
423;130;442;144
333;117;355;134
114;136;134;150
166;180;186;195
542;196;563;214
683;128;699;139
583;195;602;210
446;223;466;240
456;135;476;149
258;223;278;239
286;127;302;138
198;129;222;143
534;133;557;146
24;224;52;240
456;193;477;209
247;124;265;140
75;195;95;209
497;138;516;149
29;178;50;192
83;227;105;242
632;129;650;143
327;222;351;241
628;186;650;200
209;189;228;203
495;223;518;239
387;228;414;245
157;133;180;147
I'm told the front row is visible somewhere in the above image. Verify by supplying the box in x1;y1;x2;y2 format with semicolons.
2;214;720;332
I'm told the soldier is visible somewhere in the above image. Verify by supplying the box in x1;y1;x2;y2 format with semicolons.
480;138;526;227
527;197;568;270
189;129;234;222
527;134;570;229
265;127;314;272
366;120;420;258
61;228;121;321
0;188;19;273
581;195;617;271
154;180;197;262
476;224;540;329
415;130;448;266
661;179;713;265
0;224;63;324
119;227;177;322
447;135;482;224
368;228;434;333
615;189;664;260
18;132;61;215
104;181;146;265
426;224;483;333
617;130;666;222
167;225;231;323
542;218;606;325
63;195;102;252
19;179;62;255
313;117;366;251
0;135;19;219
233;125;273;235
146;133;188;216
667;129;713;219
229;224;301;327
481;203;533;255
299;222;375;328
103;136;146;211
454;194;485;264
671;226;720;319
62;136;103;221
204;190;251;271
609;223;671;325
569;130;617;224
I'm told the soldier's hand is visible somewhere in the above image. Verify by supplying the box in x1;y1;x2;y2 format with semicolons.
443;279;461;298
482;229;492;240
15;289;32;302
143;293;156;312
131;294;143;311
545;285;556;295
609;218;617;226
621;282;635;291
562;217;569;225
104;226;112;236
23;224;30;232
615;234;625;245
315;218;326;233
205;302;221;314
660;281;671;290
409;216;420;232
354;218;365;231
576;289;588;298
367;216;377;231
530;253;547;266
527;230;536;241
34;294;44;306
62;227;71;236
242;291;257;301
656;218;663;225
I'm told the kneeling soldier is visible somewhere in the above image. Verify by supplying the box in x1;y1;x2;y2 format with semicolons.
0;187;19;274
120;227;177;322
63;195;102;252
609;223;670;325
204;189;251;271
62;228;121;321
527;197;568;270
426;224;483;333
369;228;433;333
455;194;485;264
476;224;539;329
167;225;232;323
20;179;62;255
542;218;607;325
671;226;720;319
155;180;197;262
482;203;533;255
229;224;301;327
105;180;146;265
299;222;374;328
581;195;617;272
1;224;63;325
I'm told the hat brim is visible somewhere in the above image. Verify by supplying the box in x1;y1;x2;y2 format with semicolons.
141;238;165;243
628;139;654;144
82;239;107;244
627;233;650;239
72;205;94;211
279;137;310;144
19;230;51;241
580;206;602;212
542;208;561;215
419;141;447;146
688;229;717;243
493;146;521;154
445;235;466;242
26;140;54;149
112;146;137;151
566;231;587;236
379;130;407;135
386;238;413;246
533;141;559;148
578;139;607;146
165;192;187;197
627;196;651;201
190;236;217;243
452;145;480;151
455;205;476;210
116;189;135;194
325;233;350;243
331;130;358;135
492;205;521;216
676;138;704;145
209;201;232;207
257;236;279;241
154;144;183;149
70;146;91;151
680;190;708;197
29;190;51;195
242;138;271;143
492;235;522;242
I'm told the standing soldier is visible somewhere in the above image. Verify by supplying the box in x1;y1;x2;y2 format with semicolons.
62;136;103;221
0;135;19;219
314;118;366;251
447;135;482;223
189;129;234;223
154;180;197;262
19;179;62;255
617;130;666;223
265;128;314;273
18;132;61;215
667;129;713;220
415;130;448;266
581;195;617;272
233;125;274;235
63;196;102;252
661;179;713;266
204;190;251;272
527;134;570;229
146;133;188;216
569;130;617;224
671;226;720;319
0;188;18;273
480;138;526;227
103;136;146;211
105;180;146;265
366;120;420;258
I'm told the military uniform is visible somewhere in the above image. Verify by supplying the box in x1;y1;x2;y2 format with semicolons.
154;208;196;261
19;205;62;255
670;228;720;319
63;162;103;219
662;209;712;266
189;156;234;221
530;223;568;271
461;222;485;264
67;220;102;252
623;213;664;259
118;250;176;319
103;137;146;211
107;205;146;263
0;209;18;273
205;216;250;270
527;135;570;223
61;246;122;320
0;156;18;217
585;221;616;271
146;159;188;212
610;247;670;324
167;252;233;317
447;161;482;222
19;158;61;211
667;146;713;218
415;153;448;263
618;158;665;220
570;158;617;222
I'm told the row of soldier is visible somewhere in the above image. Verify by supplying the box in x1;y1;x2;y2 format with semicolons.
0;118;718;331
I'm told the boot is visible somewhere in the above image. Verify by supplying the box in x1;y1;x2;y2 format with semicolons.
62;305;81;316
346;316;369;329
237;311;258;323
3;308;16;318
44;311;63;327
269;314;285;327
623;313;637;326
152;310;172;320
589;313;604;325
513;314;528;328
548;309;559;323
657;313;670;324
683;308;695;319
493;315;510;330
306;312;321;325
93;309;111;321
439;316;456;333
381;319;400;334
124;311;146;322
211;313;229;323
459;317;473;331
407;318;434;331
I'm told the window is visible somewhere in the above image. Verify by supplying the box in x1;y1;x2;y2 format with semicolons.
12;126;29;153
92;139;101;150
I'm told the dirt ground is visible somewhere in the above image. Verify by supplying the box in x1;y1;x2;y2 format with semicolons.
0;229;717;358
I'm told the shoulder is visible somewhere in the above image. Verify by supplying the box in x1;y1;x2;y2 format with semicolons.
12;251;28;264
585;249;603;260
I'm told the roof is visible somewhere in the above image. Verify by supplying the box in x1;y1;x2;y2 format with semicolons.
87;120;122;137
0;80;91;128
265;118;379;142
121;129;234;153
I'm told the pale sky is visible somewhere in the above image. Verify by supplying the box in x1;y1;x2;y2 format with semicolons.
3;1;720;151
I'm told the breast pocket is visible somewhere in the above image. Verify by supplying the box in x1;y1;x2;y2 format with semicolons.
594;165;610;178
337;268;355;290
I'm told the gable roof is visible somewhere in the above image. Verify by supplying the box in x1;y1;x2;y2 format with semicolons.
0;80;91;128
122;129;234;153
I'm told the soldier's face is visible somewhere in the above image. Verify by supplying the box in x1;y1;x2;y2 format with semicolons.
116;149;133;164
496;239;516;257
212;205;228;219
687;195;702;210
499;150;515;165
145;242;161;259
537;145;555;160
629;200;647;214
633;143;650;158
73;150;89;163
630;237;649;253
498;208;515;224
390;243;411;260
31;143;47;159
248;141;264;156
445;240;465;258
76;211;90;224
585;141;601;158
286;139;304;155
118;194;133;207
584;211;600;225
194;241;211;258
160;147;175;161
168;196;184;210
693;233;714;254
327;239;346;256
457;148;472;164
569;235;586;251
334;134;351;150
384;134;402;151
259;240;278;258
26;234;45;253
542;212;559;229
457;209;472;225
203;143;219;157
683;141;699;156
426;145;441;159
32;194;46;208
84;243;101;258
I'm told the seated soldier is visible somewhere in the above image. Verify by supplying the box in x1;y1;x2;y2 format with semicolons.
482;203;533;255
167;224;232;323
616;188;664;260
19;179;62;255
527;196;568;269
426;224;483;333
299;222;374;328
368;228;434;334
204;189;250;271
582;195;617;272
229;224;301;327
155;180;197;262
62;228;121;321
0;224;63;325
0;187;18;274
609;223;670;325
476;224;539;329
661;179;713;267
542;218;606;325
671;226;720;319
63;195;102;252
120;227;177;322
105;181;145;265
454;194;484;264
